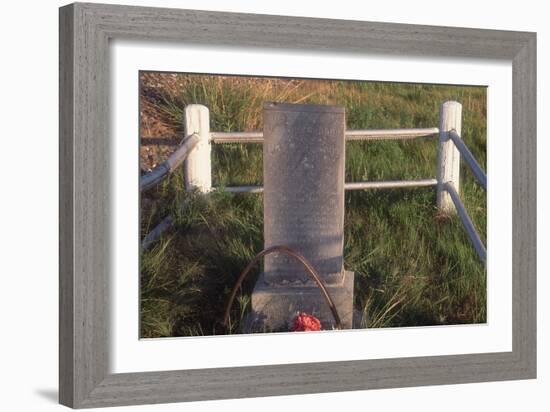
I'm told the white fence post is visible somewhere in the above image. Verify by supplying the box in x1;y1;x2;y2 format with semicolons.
437;101;462;214
183;104;211;192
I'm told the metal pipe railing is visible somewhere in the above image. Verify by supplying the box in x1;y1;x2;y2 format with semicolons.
140;133;200;192
444;182;486;264
217;179;438;194
141;102;486;265
344;127;439;141
209;127;439;144
449;130;487;191
223;185;264;193
344;179;437;190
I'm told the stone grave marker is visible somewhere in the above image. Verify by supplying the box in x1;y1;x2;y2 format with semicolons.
251;102;354;331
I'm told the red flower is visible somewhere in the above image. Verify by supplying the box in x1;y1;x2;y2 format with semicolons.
290;312;322;332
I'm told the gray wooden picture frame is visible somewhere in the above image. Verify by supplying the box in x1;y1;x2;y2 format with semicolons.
59;2;536;408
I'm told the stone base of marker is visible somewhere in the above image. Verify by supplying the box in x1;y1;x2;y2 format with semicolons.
249;271;354;332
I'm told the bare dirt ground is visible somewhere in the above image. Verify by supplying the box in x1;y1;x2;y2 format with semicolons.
140;72;183;171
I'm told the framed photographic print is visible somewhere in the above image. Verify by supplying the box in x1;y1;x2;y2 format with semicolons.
59;2;536;408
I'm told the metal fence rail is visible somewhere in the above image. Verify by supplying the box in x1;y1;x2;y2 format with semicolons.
345;179;437;190
210;127;439;144
223;185;264;193
140;133;200;192
449;130;487;191
221;179;438;194
444;182;487;263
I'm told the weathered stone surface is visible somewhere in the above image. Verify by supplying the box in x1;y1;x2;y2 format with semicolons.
251;271;354;332
249;102;354;331
263;102;346;285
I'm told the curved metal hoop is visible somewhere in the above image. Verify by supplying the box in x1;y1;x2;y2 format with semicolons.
223;245;342;330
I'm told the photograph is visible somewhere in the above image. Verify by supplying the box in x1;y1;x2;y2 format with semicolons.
139;72;487;337
48;2;537;408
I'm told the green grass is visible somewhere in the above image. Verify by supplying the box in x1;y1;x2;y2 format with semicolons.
139;73;487;337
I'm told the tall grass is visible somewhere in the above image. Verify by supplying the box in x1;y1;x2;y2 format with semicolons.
140;73;486;337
